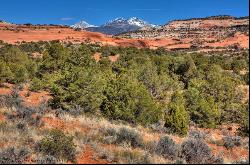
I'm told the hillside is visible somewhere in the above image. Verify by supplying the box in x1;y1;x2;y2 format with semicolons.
0;41;249;164
0;0;249;162
0;15;249;51
119;16;249;49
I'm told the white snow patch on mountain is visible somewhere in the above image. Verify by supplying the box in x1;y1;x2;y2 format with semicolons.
71;20;97;29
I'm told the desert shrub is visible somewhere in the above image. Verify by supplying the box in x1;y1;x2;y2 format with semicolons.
114;149;153;164
149;120;167;133
9;64;29;83
0;90;23;110
0;45;29;64
3;92;44;127
185;81;221;128
231;59;247;73
175;55;198;87
104;127;144;148
0;147;30;164
210;154;224;164
67;105;85;117
223;136;241;149
10;88;23;108
156;136;180;160
238;104;249;137
180;139;212;164
238;122;249;137
47;67;107;113
138;62;182;101
0;121;8;132
11;106;43;126
221;103;248;124
0;96;6;108
35;155;58;164
155;47;167;55
233;159;249;164
16;121;28;131
165;91;189;135
30;77;44;92
174;159;187;164
102;127;117;142
243;73;249;85
94;147;115;163
0;45;30;83
188;130;207;139
142;140;158;153
116;127;144;148
102;74;162;125
15;106;35;120
66;69;107;113
37;129;76;162
0;61;13;83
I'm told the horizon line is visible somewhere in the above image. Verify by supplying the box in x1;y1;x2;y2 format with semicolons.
1;14;249;26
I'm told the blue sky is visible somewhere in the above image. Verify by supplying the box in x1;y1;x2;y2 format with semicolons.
0;0;249;25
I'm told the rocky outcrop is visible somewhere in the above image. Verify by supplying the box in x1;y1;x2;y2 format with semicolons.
119;16;249;47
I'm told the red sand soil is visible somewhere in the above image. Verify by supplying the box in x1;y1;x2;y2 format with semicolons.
208;143;249;162
19;86;51;107
41;116;91;133
76;145;109;164
108;54;119;62
204;33;249;49
0;113;5;121
0;142;9;149
190;124;249;162
93;53;119;62
0;83;14;95
93;52;102;62
0;83;51;107
0;23;248;50
0;87;12;95
237;85;249;104
190;124;240;142
40;116;109;164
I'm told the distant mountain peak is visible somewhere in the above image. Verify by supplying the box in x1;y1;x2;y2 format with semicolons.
128;17;157;27
105;17;157;28
105;17;127;26
71;20;97;29
0;20;11;24
113;17;126;21
71;17;159;35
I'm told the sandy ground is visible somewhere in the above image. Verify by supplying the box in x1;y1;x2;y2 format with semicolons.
0;23;248;50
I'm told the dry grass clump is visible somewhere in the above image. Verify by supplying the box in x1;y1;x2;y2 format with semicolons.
102;126;144;148
156;136;180;160
0;147;30;164
34;154;58;164
180;138;212;164
223;135;242;149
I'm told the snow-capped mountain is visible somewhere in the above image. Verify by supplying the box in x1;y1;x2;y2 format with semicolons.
71;17;159;35
0;20;11;24
71;20;96;29
104;17;157;29
127;17;158;28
